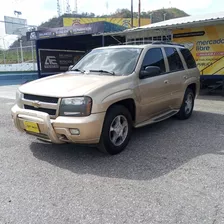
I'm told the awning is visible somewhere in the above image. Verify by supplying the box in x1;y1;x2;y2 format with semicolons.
98;11;224;37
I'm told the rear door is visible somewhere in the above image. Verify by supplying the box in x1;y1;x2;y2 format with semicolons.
138;48;172;120
179;48;200;96
163;47;187;109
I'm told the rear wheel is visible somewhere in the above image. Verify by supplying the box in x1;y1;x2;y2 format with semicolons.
98;105;132;155
176;88;195;120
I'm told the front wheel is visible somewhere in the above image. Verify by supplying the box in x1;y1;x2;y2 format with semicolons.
98;105;132;155
176;88;195;120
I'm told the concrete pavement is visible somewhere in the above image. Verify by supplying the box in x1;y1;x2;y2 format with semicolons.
0;86;224;224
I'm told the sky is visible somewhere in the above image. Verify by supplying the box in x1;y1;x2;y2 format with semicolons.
0;0;223;48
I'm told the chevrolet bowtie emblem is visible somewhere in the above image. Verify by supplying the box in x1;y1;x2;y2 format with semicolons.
32;101;41;108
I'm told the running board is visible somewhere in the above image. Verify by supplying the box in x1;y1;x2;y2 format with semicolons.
135;110;178;128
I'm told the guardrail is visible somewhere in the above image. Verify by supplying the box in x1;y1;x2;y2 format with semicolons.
0;63;37;72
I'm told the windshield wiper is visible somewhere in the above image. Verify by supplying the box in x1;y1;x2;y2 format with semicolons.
72;68;85;73
89;70;115;75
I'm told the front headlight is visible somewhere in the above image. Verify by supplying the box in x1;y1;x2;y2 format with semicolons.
16;90;23;108
59;96;92;117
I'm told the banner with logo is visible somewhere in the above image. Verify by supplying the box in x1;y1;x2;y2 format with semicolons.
173;24;224;76
39;49;85;76
63;18;151;28
27;22;105;41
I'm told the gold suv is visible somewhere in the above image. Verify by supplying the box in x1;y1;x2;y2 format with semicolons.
12;43;200;155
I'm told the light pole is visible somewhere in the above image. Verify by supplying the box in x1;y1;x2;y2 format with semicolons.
28;27;37;70
31;40;35;69
15;25;37;65
17;47;19;63
19;38;24;63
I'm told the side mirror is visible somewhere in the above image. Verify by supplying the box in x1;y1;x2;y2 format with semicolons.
140;66;161;79
68;65;74;71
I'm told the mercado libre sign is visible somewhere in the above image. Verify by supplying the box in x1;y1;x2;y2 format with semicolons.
174;25;224;76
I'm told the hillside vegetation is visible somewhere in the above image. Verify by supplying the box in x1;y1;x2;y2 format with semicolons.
37;7;188;30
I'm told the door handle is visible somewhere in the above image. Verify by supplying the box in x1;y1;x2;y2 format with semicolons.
164;80;169;84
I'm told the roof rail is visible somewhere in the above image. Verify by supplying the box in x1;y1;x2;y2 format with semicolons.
108;40;185;48
124;40;154;45
122;40;185;47
152;41;185;47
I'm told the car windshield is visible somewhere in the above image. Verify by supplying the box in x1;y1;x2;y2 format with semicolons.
72;48;142;75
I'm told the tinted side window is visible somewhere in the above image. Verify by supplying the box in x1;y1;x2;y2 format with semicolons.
180;48;197;69
142;48;165;73
165;47;184;72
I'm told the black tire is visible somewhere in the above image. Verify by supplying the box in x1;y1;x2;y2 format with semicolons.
176;88;195;120
98;105;132;155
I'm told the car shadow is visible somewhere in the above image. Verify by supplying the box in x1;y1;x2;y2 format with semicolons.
30;110;224;181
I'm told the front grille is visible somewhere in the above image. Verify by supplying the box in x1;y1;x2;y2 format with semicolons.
23;94;59;118
24;105;56;116
24;94;58;104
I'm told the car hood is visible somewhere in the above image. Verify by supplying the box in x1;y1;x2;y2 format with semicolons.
19;72;126;97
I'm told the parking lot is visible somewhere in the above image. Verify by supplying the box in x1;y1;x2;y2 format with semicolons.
0;85;224;224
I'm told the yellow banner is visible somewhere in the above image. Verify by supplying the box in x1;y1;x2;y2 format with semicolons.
173;25;224;75
63;18;150;28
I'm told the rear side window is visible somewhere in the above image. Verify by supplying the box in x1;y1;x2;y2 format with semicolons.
180;48;197;69
142;48;165;73
165;47;184;72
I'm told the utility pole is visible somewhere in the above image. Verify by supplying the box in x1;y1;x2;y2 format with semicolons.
138;0;141;27
57;0;61;16
131;0;133;28
74;0;78;13
66;0;71;14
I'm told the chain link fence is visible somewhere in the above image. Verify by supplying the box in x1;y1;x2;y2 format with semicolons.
0;43;37;71
0;44;36;64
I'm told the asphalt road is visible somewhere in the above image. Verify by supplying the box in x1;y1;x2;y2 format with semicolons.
0;86;224;224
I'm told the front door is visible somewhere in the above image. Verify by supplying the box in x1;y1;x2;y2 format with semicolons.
138;48;172;121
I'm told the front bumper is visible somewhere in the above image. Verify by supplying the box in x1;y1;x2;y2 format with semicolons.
11;105;105;144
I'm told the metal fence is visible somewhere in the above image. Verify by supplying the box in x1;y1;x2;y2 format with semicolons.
0;44;36;65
